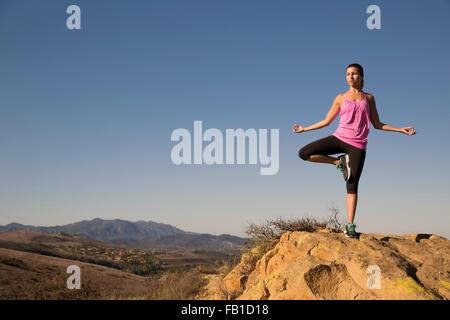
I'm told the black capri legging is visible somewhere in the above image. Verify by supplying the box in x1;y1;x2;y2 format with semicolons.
298;135;366;194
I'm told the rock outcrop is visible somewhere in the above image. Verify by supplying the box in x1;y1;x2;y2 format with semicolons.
203;230;450;300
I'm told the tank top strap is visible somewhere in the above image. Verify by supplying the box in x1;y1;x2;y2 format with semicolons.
342;91;366;102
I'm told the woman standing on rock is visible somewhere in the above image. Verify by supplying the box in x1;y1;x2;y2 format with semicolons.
293;63;416;238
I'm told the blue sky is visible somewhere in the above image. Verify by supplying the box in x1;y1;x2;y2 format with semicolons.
0;0;449;238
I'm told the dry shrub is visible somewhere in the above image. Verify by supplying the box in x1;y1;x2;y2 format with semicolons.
141;269;207;300
245;205;344;243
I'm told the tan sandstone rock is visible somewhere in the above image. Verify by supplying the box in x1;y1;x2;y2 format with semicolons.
202;231;450;300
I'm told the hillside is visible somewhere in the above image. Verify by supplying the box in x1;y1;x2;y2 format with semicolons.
0;247;155;299
0;230;227;299
0;230;234;273
0;218;246;252
0;230;163;275
201;230;450;300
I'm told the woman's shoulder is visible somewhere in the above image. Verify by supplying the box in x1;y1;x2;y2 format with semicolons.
364;91;375;101
336;92;347;101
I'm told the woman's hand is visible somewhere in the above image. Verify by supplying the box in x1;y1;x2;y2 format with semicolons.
292;124;305;134
400;126;416;136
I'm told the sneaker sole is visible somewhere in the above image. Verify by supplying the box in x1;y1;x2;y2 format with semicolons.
343;228;358;238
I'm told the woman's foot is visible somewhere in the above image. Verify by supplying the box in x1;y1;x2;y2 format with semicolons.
344;223;358;238
336;154;351;181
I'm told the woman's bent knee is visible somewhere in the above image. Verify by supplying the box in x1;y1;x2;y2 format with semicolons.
298;148;310;161
346;182;358;194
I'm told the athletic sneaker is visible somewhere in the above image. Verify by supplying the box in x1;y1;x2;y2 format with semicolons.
344;223;358;238
336;154;351;181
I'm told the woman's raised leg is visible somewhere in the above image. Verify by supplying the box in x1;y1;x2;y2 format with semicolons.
307;155;340;165
298;136;343;165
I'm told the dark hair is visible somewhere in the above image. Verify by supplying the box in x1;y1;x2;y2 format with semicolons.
346;63;364;89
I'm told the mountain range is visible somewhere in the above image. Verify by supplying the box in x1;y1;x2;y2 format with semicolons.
0;218;246;252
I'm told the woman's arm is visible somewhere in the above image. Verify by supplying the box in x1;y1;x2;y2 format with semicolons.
367;94;416;135
293;94;341;133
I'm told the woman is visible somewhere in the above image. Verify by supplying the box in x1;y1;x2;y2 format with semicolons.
293;63;416;238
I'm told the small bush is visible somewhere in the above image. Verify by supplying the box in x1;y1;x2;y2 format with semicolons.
245;206;345;243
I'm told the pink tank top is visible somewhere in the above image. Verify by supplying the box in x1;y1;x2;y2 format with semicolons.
332;92;371;150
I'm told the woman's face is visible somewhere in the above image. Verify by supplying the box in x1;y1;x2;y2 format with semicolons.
346;67;363;88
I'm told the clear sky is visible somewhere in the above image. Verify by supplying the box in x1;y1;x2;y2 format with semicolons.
1;0;449;238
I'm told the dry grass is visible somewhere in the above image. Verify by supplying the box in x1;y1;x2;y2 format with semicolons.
138;268;207;300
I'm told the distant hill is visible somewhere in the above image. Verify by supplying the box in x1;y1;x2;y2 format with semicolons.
0;219;246;252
